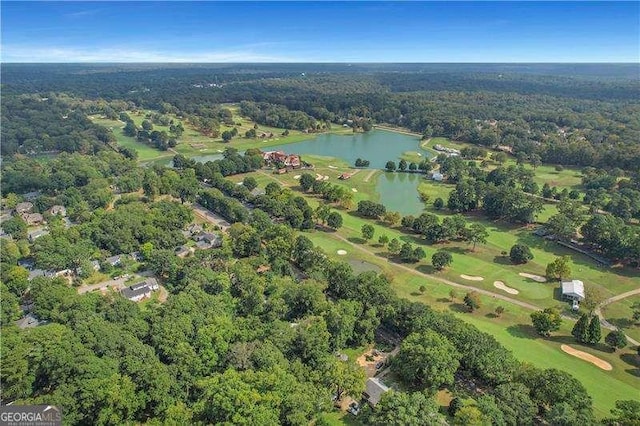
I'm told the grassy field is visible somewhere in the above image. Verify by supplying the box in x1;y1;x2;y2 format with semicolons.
231;165;639;308
602;296;640;342
90;106;352;164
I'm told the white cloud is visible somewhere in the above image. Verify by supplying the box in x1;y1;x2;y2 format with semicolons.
1;45;302;63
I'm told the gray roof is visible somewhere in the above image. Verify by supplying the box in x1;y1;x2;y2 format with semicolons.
121;278;158;300
561;280;585;300
364;378;390;406
16;313;42;329
106;255;123;265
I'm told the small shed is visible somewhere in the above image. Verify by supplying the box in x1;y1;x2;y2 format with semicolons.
363;378;390;406
561;280;585;301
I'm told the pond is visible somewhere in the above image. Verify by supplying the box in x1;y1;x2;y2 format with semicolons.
267;129;429;169
376;172;426;216
164;153;224;168
268;129;430;215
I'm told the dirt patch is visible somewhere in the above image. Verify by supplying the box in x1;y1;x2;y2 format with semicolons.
494;281;519;295
356;349;388;378
560;344;612;371
460;274;484;281
337;250;347;255
519;272;547;283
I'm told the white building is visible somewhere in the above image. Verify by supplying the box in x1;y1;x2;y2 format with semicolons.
561;279;585;301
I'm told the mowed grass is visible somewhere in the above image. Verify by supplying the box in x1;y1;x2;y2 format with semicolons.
90;116;173;162
602;296;640;342
233;164;640;306
422;137;585;192
303;229;640;419
91;106;352;164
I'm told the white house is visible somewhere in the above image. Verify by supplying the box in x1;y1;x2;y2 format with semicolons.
120;278;159;302
561;279;585;301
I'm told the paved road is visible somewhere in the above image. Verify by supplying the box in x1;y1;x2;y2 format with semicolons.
192;203;231;231
595;288;640;346
78;277;127;294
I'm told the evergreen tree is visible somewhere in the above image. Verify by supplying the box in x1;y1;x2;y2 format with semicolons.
571;314;590;343
587;316;602;345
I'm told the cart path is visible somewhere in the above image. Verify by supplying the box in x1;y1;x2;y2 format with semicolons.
363;169;380;183
595;288;640;346
330;232;540;311
330;231;640;346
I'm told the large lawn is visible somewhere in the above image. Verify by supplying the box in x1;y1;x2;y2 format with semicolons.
602;296;640;342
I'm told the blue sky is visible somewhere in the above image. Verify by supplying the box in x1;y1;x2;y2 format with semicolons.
2;1;638;62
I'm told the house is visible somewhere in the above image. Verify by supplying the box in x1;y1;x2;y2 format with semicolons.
195;232;221;245
54;269;73;277
284;154;301;168
183;223;204;237
15;202;34;215
363;378;390;406
28;229;49;242
431;172;444;182
28;269;55;281
18;258;35;270
49;205;67;216
130;251;143;262
106;255;124;267
561;279;585;303
77;260;101;276
339;172;354;180
22;213;44;226
16;313;43;329
175;245;192;258
120;278;160;302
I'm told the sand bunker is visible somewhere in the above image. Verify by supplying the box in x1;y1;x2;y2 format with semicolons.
351;188;358;192
494;281;519;295
561;344;612;371
519;273;547;283
293;175;301;179
323;175;330;181
460;274;484;281
328;165;338;169
337;250;347;255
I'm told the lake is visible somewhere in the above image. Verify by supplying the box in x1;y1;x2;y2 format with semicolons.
269;129;429;215
376;172;426;216
267;129;429;169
